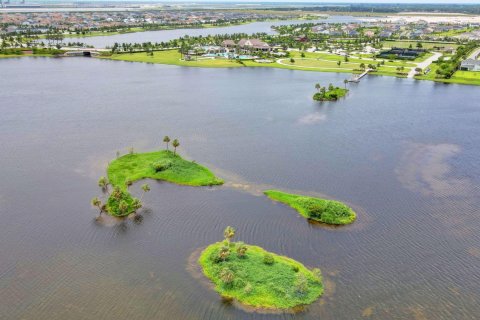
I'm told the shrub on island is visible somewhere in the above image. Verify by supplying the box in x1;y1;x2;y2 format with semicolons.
264;190;356;225
198;227;323;310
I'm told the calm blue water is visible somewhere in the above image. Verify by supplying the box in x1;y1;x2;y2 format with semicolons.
0;56;479;319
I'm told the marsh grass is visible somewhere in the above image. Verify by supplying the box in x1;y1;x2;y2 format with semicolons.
264;190;356;225
199;242;323;310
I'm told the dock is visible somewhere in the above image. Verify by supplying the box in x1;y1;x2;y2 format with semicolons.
348;69;371;82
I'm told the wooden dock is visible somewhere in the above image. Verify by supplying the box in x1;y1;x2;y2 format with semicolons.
348;69;371;82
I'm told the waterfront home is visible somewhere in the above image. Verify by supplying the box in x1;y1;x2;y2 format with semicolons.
221;39;271;53
238;39;271;52
460;59;480;71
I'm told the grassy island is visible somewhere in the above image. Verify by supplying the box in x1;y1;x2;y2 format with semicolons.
264;190;356;225
108;150;223;190
91;140;223;217
198;227;323;310
313;85;348;101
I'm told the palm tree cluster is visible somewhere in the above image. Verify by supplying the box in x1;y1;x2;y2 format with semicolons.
163;136;180;155
91;176;150;218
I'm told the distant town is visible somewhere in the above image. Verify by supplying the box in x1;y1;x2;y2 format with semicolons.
1;3;479;85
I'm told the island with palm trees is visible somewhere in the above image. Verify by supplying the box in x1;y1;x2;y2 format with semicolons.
264;190;356;225
91;137;223;217
198;227;323;311
313;82;349;102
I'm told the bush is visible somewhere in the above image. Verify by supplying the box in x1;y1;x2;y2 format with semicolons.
311;268;322;283
292;265;300;273
152;159;173;172
236;242;248;258
218;245;230;262
243;282;253;294
263;253;275;265
219;268;235;285
294;273;308;295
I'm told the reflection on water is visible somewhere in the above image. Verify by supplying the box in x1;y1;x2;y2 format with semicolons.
0;57;480;319
396;143;472;197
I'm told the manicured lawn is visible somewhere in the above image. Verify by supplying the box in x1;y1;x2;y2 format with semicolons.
107;50;247;68
106;50;414;72
108;150;223;190
289;51;415;67
415;64;480;86
264;190;356;225
199;241;323;310
381;40;459;50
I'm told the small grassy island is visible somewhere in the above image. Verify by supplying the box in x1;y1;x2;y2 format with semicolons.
199;227;323;311
264;190;356;225
91;137;223;217
107;149;223;189
313;83;349;101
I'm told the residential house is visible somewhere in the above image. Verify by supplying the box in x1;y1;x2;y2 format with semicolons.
460;59;480;71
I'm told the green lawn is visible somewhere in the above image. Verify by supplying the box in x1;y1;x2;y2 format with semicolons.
264;190;356;225
415;64;480;86
108;150;223;190
381;40;459;50
199;241;323;310
432;27;478;37
105;50;414;75
289;51;416;67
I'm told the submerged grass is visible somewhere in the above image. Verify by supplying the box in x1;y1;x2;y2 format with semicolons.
264;190;356;225
199;242;323;310
107;150;223;190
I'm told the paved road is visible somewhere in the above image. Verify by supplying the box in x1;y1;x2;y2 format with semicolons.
408;52;442;78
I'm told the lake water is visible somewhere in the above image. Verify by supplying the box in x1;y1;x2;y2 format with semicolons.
1;56;480;319
68;16;363;48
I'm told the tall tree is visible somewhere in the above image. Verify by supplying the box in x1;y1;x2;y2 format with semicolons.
98;176;109;192
172;139;180;156
224;226;235;243
163;136;171;150
91;197;103;215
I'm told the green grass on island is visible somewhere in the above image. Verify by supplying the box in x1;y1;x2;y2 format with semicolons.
264;190;356;225
313;87;348;101
91;145;223;217
198;227;323;310
108;150;223;190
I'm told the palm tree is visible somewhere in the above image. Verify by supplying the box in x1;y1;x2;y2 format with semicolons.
132;198;142;213
163;136;170;150
172;139;180;156
224;226;235;243
140;183;150;201
91;197;103;215
315;83;320;92
344;79;348;89
98;176;109;192
118;200;129;216
112;186;123;201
